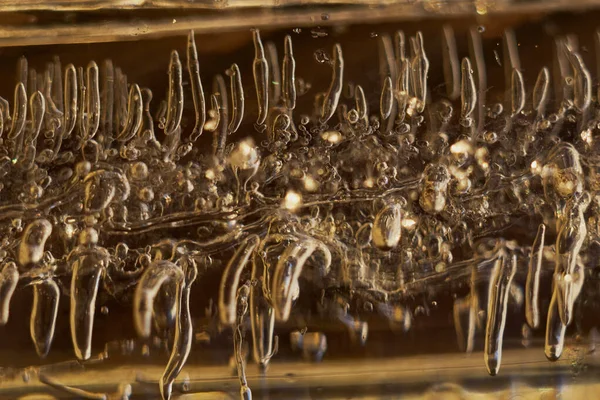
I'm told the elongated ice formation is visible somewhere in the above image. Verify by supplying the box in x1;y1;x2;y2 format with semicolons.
160;257;197;400
321;44;344;123
187;31;206;143
252;30;269;126
0;262;18;326
134;260;184;339
525;224;545;329
484;253;517;376
219;235;260;326
30;278;60;358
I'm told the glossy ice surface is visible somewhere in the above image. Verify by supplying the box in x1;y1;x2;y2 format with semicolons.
0;1;600;399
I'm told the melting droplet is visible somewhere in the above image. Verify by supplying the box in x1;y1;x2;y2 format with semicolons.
30;278;60;358
70;243;108;361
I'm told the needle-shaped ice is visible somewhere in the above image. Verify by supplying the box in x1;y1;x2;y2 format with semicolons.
484;253;517;376
228;63;244;134
252;30;269;126
187;31;206;142
525;224;545;329
442;25;460;100
164;51;183;136
321;44;344;124
69;232;110;361
115;84;142;142
282;35;297;111
533;67;550;116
